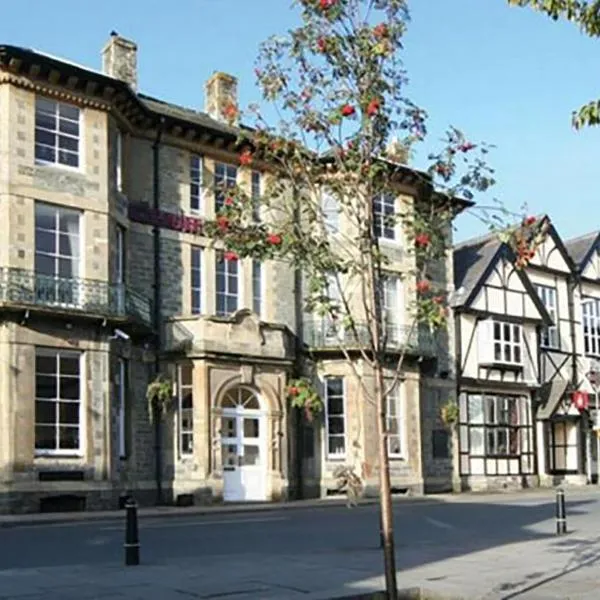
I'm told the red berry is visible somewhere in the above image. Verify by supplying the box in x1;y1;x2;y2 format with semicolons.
224;250;238;262
341;104;355;117
267;233;282;245
414;233;431;248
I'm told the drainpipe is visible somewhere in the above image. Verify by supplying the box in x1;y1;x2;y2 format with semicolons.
152;117;165;505
292;187;304;500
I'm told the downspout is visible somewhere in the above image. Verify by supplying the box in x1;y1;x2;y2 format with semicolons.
152;117;165;505
292;187;304;500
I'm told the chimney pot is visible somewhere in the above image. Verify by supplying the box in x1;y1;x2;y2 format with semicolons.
102;34;138;91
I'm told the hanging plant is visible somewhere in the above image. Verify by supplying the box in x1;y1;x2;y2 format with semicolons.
146;375;174;423
287;377;324;422
440;399;459;428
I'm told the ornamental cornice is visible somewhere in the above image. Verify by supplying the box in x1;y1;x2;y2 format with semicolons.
0;71;111;111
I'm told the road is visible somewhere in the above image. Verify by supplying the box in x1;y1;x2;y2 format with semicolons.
1;489;600;598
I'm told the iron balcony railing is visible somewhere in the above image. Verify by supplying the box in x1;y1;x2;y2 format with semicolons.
302;318;437;357
0;268;152;326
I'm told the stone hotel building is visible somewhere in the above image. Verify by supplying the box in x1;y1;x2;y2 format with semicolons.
0;34;459;514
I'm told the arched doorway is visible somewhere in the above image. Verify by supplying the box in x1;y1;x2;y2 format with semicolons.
220;386;267;501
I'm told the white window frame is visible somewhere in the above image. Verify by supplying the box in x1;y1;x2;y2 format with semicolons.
35;97;82;170
324;376;346;460
492;321;523;365
34;348;84;457
115;129;123;192
214;162;237;214
252;260;264;318
251;171;261;221
386;383;405;459
215;251;239;316
191;246;203;315
116;357;127;459
582;298;600;357
321;189;340;234
536;284;559;348
178;363;194;457
190;154;203;214
34;201;83;308
373;192;397;242
382;274;403;344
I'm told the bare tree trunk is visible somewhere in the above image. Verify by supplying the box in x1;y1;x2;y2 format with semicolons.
374;362;398;599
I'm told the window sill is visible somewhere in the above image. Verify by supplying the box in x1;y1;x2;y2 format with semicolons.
34;160;84;175
326;455;346;462
479;361;523;371
34;452;84;460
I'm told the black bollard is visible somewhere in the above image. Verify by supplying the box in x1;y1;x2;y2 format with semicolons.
555;488;567;535
124;498;140;566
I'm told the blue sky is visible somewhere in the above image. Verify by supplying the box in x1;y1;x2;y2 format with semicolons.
1;0;598;243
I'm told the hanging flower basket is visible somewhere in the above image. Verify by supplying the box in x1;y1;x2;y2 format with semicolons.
440;399;459;428
146;375;174;423
287;378;324;422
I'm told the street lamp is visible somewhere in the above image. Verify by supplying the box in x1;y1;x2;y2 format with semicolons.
586;369;600;484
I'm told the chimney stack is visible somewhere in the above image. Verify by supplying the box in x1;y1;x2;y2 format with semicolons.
102;32;138;91
205;72;239;125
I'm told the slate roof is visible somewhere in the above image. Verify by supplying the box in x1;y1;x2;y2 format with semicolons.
451;233;501;307
0;44;246;141
564;230;599;272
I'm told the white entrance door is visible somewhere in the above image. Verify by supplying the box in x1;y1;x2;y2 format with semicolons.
220;387;267;502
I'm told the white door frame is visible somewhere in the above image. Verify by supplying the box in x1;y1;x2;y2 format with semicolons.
220;390;268;502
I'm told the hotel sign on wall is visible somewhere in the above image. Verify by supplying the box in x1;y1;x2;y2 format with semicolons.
128;203;203;235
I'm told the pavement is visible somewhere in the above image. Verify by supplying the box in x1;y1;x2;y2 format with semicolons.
1;488;600;599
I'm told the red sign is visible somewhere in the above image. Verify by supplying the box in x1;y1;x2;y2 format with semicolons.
572;391;590;412
128;203;203;235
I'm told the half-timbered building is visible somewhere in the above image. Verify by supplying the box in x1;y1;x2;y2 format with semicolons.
564;230;600;484
452;233;551;491
523;218;588;486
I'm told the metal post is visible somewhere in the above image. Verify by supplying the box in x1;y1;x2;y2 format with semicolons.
555;488;567;535
124;498;140;566
379;511;384;548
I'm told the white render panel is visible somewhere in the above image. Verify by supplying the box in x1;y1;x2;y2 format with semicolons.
529;234;571;273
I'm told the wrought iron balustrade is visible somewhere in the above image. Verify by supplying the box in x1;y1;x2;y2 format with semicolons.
0;268;152;326
302;318;437;357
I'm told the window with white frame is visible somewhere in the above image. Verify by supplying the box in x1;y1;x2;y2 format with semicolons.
322;189;340;234
386;384;403;458
325;377;345;458
492;321;522;364
190;155;203;213
35;202;81;306
178;363;194;456
252;260;263;317
373;192;396;240
35;97;80;168
251;171;261;221
582;299;600;356
191;246;202;315
115;129;123;192
116;357;128;459
35;348;82;454
536;285;558;348
321;272;343;339
214;162;237;213
381;274;402;343
216;251;239;316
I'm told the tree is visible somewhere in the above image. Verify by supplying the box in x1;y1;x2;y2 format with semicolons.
205;1;544;596
507;0;600;128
